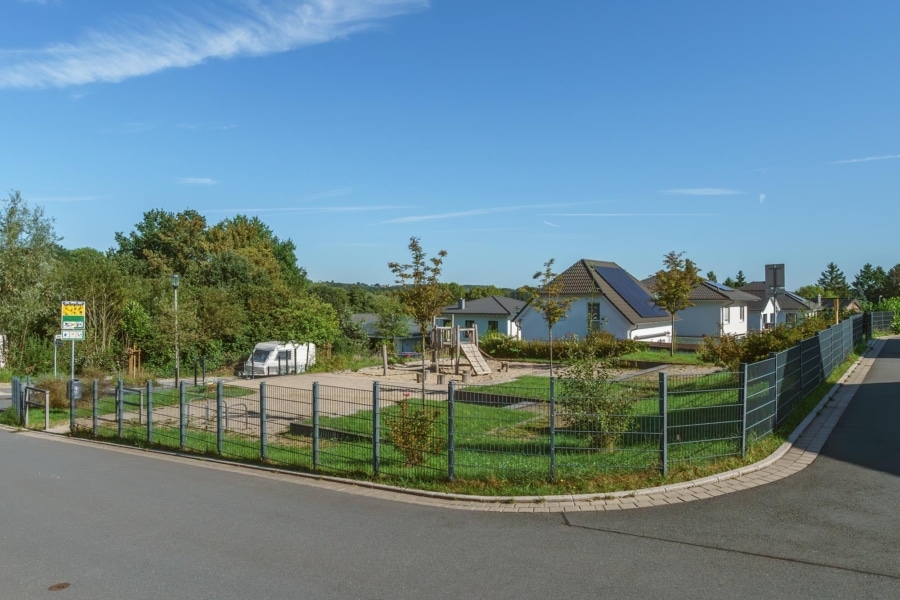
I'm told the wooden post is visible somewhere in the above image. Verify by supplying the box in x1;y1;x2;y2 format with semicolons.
834;298;839;325
381;343;389;376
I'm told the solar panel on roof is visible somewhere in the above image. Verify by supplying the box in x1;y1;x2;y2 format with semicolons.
707;281;734;292
595;265;669;319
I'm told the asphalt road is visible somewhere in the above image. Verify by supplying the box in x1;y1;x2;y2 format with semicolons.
1;341;898;600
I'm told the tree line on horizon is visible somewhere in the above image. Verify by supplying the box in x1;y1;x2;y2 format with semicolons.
0;192;519;376
1;191;897;377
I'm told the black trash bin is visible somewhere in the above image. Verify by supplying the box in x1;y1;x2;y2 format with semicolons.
68;379;83;401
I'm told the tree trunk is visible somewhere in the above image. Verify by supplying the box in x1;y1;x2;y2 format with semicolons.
670;313;676;356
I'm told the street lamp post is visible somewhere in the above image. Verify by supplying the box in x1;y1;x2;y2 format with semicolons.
172;274;180;386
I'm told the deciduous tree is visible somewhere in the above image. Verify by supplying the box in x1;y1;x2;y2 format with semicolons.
524;258;574;376
651;251;702;356
389;237;452;396
0;191;60;370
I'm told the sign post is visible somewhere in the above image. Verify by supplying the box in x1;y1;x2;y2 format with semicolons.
61;301;86;389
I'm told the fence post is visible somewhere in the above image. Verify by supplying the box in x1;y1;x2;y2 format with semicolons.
549;377;556;483
448;381;455;481
312;382;320;469
260;381;267;460
739;363;748;458
146;380;153;444
11;377;18;422
659;372;668;477
69;380;76;434
179;381;186;449
92;379;98;436
216;380;223;455
117;379;123;438
372;381;380;476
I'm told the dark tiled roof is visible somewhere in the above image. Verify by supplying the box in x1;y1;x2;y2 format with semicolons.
442;296;523;316
552;259;669;325
642;277;759;302
740;282;821;312
351;313;420;338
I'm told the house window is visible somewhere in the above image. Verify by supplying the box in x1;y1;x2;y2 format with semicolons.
488;321;498;331
587;302;601;321
465;320;475;329
723;307;730;324
786;313;797;324
740;306;745;322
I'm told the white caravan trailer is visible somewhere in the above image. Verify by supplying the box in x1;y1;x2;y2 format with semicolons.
242;341;316;377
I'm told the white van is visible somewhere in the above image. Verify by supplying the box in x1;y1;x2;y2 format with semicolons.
242;341;316;378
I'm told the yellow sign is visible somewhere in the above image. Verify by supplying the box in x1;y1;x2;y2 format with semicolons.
61;302;86;317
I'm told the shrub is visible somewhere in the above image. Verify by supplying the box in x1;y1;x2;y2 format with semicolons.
557;340;637;449
387;400;444;466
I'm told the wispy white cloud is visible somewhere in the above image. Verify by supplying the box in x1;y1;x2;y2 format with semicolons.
203;204;403;214
0;0;428;89
759;193;766;204
830;154;900;165
544;213;716;217
177;177;217;185
380;201;606;224
178;123;238;131
543;221;559;227
662;188;742;196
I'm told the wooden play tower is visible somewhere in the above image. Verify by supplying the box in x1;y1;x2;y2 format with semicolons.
430;320;491;376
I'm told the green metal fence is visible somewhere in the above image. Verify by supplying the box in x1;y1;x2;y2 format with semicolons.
8;315;864;485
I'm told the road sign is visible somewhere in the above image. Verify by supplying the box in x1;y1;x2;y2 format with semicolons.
61;301;86;341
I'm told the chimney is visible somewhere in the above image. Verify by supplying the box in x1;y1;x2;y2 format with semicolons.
458;298;465;310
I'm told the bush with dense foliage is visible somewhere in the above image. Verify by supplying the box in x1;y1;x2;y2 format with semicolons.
480;330;643;362
698;314;839;370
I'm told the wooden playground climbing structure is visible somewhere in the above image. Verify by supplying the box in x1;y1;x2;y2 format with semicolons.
431;321;491;376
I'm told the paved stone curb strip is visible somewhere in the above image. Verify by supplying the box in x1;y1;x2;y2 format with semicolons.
6;339;884;513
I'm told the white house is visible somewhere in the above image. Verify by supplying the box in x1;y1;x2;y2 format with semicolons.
518;259;672;342
642;278;758;339
440;296;524;340
742;282;821;331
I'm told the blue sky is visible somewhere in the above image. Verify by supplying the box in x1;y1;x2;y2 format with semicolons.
2;1;898;290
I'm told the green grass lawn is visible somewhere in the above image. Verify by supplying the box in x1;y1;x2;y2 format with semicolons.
618;348;709;365
34;341;867;497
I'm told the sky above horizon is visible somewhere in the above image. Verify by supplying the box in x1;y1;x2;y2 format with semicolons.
2;1;898;290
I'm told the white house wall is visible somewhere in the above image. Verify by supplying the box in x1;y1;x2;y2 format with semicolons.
519;297;671;342
445;314;516;339
748;298;777;332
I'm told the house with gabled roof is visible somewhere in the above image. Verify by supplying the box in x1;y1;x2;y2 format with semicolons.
351;313;422;354
740;281;821;331
642;277;759;339
440;295;524;339
518;259;672;342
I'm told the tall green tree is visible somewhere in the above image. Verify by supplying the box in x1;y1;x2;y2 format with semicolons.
817;262;851;297
886;264;900;299
372;293;411;350
734;270;747;288
852;263;889;302
114;209;209;278
651;251;702;356
524;258;574;377
0;191;60;370
795;284;825;302
706;271;717;282
56;248;130;370
388;237;452;396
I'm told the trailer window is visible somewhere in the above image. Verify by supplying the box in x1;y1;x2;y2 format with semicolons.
278;350;292;362
251;350;271;363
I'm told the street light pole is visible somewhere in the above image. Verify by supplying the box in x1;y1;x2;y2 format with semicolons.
172;274;180;386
